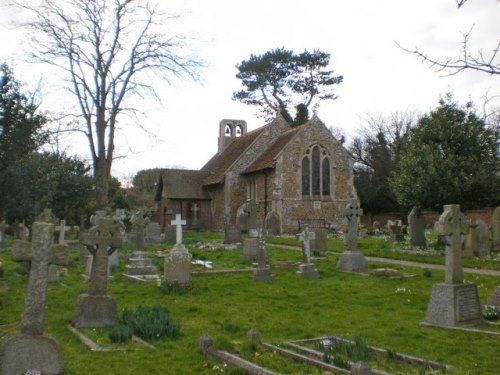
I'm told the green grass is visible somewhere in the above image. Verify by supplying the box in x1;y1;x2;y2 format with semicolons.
1;235;500;374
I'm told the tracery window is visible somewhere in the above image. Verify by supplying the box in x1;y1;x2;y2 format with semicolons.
301;145;331;198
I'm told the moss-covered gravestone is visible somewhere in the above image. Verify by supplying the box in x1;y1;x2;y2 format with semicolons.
72;214;122;328
0;211;68;375
424;204;483;327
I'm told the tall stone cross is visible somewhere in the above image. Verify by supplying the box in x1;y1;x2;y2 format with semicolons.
435;204;468;284
131;211;150;251
345;198;363;252
171;214;186;245
296;225;315;264
55;219;71;245
81;216;122;295
11;213;68;335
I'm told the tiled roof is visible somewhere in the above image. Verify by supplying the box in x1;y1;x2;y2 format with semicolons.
157;169;210;199
243;125;304;174
201;126;266;186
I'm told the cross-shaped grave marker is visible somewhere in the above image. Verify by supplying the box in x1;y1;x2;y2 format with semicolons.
345;197;363;252
11;212;68;335
171;214;187;245
55;219;71;245
80;216;123;295
296;225;315;264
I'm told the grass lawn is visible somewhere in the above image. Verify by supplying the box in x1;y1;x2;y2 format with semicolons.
0;232;499;374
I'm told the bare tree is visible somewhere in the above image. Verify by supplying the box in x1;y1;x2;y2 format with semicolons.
397;1;499;76
12;0;202;208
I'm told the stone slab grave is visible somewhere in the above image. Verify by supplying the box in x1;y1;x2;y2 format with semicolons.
0;210;68;375
72;213;123;328
164;214;192;285
242;199;259;262
337;198;366;271
424;204;483;327
408;206;426;249
295;225;319;277
252;228;274;281
224;222;243;244
124;210;159;281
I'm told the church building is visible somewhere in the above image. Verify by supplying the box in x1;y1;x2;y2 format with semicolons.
154;114;356;232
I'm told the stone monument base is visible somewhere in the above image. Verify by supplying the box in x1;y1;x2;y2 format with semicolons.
296;263;319;277
336;251;366;271
425;283;483;327
0;333;63;375
164;244;192;285
252;267;274;281
241;238;259;262
71;294;117;328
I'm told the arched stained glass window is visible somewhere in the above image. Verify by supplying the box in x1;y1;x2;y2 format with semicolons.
302;156;310;195
322;158;330;196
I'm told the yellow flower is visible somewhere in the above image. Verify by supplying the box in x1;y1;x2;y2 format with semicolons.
163;248;171;254
253;351;260;358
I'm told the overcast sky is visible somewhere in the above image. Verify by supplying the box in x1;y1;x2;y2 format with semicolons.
1;0;499;184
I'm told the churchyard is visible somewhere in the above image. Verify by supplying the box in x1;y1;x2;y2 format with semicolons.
1;210;500;374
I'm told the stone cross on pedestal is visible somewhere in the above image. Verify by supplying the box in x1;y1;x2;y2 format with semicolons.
424;204;482;327
345;198;363;252
131;210;150;251
171;214;186;244
296;224;319;277
0;211;67;375
252;227;273;281
337;198;366;271
296;225;315;264
80;216;123;295
435;204;468;284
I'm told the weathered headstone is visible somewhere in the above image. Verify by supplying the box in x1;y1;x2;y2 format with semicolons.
145;222;162;243
164;214;192;284
463;223;478;257
72;214;122;328
311;228;328;253
337;198;366;271
252;228;273;281
475;219;490;258
487;286;500;307
408;207;426;249
296;225;319;277
124;211;158;280
492;207;500;252
163;224;176;243
224;223;243;244
387;220;404;243
0;211;67;375
190;203;201;230
424;204;483;327
242;201;260;261
264;211;281;236
0;220;7;249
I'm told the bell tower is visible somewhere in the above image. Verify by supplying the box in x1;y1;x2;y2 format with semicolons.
218;119;247;153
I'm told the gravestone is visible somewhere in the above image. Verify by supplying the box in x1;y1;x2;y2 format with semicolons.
337;198;366;271
0;211;67;375
190;203;201;230
264;211;281;236
487;286;500;307
164;214;192;284
72;214;122;328
475;219;490;258
387;220;404;243
244;199;259;237
252;228;273;281
0;220;7;249
463;223;478;257
295;225;319;277
408;207;426;249
424;204;483;327
224;223;243;244
311;228;328;253
242;200;260;262
164;224;176;243
48;219;72;282
145;222;162;243
492;207;500;252
124;211;158;280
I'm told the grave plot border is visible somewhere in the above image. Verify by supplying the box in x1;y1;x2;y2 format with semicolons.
419;321;500;336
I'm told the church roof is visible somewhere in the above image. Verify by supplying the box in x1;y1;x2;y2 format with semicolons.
201;126;267;186
156;169;210;200
243;125;304;174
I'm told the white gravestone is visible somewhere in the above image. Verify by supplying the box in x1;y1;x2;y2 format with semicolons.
164;214;192;285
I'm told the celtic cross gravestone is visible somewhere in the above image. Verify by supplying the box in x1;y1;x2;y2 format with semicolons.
337;198;366;271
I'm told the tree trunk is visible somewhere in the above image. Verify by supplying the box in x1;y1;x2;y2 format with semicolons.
94;157;109;210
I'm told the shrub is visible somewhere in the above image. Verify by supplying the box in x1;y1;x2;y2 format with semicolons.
122;304;180;340
483;306;499;321
423;269;432;278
